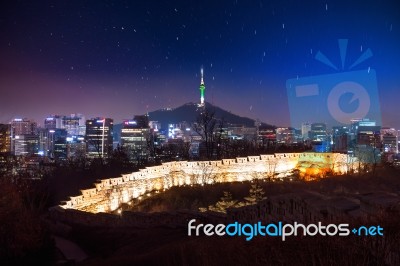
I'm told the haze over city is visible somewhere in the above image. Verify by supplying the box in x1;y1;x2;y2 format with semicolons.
1;1;399;128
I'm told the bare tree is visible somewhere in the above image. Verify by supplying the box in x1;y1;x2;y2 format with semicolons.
355;145;380;175
193;108;217;160
214;118;226;159
265;160;278;181
190;162;217;185
330;153;354;176
86;137;107;166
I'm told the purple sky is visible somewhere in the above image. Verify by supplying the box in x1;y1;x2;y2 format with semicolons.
0;1;399;128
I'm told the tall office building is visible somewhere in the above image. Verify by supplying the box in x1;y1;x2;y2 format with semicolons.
332;126;350;152
63;114;85;136
11;118;37;135
38;128;66;159
53;129;68;160
309;123;327;141
0;124;11;153
350;119;381;163
13;135;39;156
66;135;86;158
44;116;63;130
381;127;398;154
276;127;295;144
309;123;329;152
10;118;38;156
120;115;149;163
258;126;276;148
85;118;113;158
38;128;51;156
301;122;311;140
352;119;381;148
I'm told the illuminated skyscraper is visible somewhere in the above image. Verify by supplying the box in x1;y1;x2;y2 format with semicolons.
309;123;327;141
0;124;11;153
53;129;68;160
120;115;149;164
66;135;86;159
63;114;85;136
381;128;398;154
309;123;329;152
10;118;37;135
44;115;63;130
10;118;38;156
13;135;39;156
85;118;113;158
301;122;311;140
199;68;205;106
276;127;295;144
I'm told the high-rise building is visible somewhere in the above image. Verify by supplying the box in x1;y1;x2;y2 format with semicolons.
348;119;381;163
85;118;113;158
258;126;276;148
120;115;149;163
309;123;327;141
13;135;39;156
10;118;38;156
276;127;295;144
0;124;11;153
54;129;68;160
38;128;51;156
309;123;329;152
63;114;85;136
66;135;86;158
301;122;311;140
44;115;63;130
149;121;161;132
350;118;377;132
38;128;67;159
352;119;381;148
11;118;37;135
332;126;351;152
332;126;350;152
381;127;398;154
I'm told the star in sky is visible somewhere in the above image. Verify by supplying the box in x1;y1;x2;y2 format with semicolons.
0;1;399;128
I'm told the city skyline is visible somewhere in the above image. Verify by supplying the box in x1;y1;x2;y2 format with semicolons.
1;1;399;128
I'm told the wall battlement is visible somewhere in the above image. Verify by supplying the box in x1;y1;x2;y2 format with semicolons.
59;152;350;213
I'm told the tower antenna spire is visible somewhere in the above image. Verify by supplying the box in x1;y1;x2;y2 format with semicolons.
199;67;205;106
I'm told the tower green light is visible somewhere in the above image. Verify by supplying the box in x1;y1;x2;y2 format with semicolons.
199;68;205;106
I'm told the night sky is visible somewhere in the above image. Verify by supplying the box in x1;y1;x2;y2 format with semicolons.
1;1;399;128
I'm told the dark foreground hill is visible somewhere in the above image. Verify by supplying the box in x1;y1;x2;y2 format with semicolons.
64;169;400;266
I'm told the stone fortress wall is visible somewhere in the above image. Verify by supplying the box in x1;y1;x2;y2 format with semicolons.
58;152;350;213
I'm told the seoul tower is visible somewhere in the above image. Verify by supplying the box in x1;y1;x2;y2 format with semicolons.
199;67;205;106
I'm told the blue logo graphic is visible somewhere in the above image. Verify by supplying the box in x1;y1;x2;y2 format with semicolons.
286;39;381;128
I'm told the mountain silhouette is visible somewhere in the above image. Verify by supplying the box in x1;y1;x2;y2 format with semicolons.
113;102;274;141
148;102;273;129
